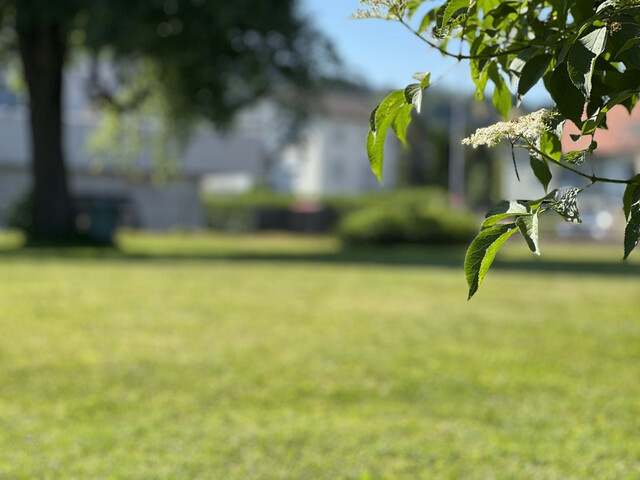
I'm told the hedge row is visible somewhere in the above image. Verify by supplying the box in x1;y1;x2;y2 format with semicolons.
203;188;478;246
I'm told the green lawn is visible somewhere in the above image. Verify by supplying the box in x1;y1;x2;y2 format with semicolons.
1;231;639;479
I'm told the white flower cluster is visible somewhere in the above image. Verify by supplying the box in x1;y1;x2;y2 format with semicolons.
461;109;554;148
351;0;406;19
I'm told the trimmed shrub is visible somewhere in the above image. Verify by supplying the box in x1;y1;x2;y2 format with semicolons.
336;189;477;246
202;191;294;232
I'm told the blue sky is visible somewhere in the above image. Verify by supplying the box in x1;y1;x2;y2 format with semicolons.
299;0;466;91
299;0;550;105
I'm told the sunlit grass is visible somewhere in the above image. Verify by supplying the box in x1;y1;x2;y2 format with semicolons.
0;231;639;478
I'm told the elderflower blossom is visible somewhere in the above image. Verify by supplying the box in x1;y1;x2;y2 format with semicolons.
462;109;554;148
351;0;406;19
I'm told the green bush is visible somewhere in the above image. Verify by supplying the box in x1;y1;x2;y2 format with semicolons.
202;191;295;232
202;188;478;242
336;188;478;246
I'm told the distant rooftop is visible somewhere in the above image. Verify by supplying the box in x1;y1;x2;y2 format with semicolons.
562;105;640;157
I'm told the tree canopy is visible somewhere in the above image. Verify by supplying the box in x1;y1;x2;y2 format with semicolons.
359;0;640;297
0;0;331;243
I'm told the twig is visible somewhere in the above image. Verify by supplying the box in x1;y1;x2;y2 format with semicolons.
517;142;639;185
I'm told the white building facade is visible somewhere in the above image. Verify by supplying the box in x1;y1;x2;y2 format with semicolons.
0;66;399;230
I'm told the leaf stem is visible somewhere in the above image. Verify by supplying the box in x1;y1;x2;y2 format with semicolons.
510;140;521;181
397;17;536;61
518;142;640;185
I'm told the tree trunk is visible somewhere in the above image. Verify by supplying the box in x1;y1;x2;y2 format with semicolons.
17;23;78;243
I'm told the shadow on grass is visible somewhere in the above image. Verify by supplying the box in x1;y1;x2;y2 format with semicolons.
0;240;639;277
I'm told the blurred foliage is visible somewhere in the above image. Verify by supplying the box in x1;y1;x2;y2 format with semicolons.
336;187;478;246
0;0;335;241
202;188;478;242
203;190;296;232
396;93;503;207
5;189;33;232
1;0;333;123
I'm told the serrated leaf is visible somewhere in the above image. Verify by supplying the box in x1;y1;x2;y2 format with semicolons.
621;94;639;114
529;154;553;191
539;129;563;162
528;189;559;211
516;213;540;255
563;150;586;165
367;90;407;181
517;54;552;103
596;0;617;13
439;0;470;30
404;84;423;113
465;223;518;299
567;27;607;98
581;89;638;135
550;188;582;223
488;63;511;120
367;74;432;179
471;60;489;100
548;62;584;124
624;204;640;259
623;177;640;220
618;36;640;56
416;71;431;89
508;48;537;88
392;104;413;144
482;200;531;229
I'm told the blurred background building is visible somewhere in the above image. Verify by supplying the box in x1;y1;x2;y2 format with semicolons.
0;65;398;233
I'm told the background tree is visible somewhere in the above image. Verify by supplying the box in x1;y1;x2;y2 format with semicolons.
396;93;501;207
358;0;640;297
0;0;331;244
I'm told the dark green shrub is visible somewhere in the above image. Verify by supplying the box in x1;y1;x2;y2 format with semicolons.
202;191;295;232
336;189;478;246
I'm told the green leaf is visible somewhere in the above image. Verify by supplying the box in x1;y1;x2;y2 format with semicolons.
527;189;559;211
529;154;553;191
403;72;430;114
623;171;640;259
624;204;640;259
404;83;422;110
548;62;585;124
465;223;518;299
508;47;537;88
481;200;531;229
516;213;540;255
623;176;640;221
617;36;640;57
367;90;407;181
622;180;640;258
439;0;470;30
581;90;639;135
391;104;413;144
415;71;432;90
471;60;490;100
517;54;552;103
550;188;582;224
563;150;586;165
596;0;617;13
486;1;519;28
567;27;607;98
539;129;563;162
367;75;431;179
488;63;511;120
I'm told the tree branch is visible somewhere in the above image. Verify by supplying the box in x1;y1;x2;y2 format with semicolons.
517;142;640;185
397;17;535;61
